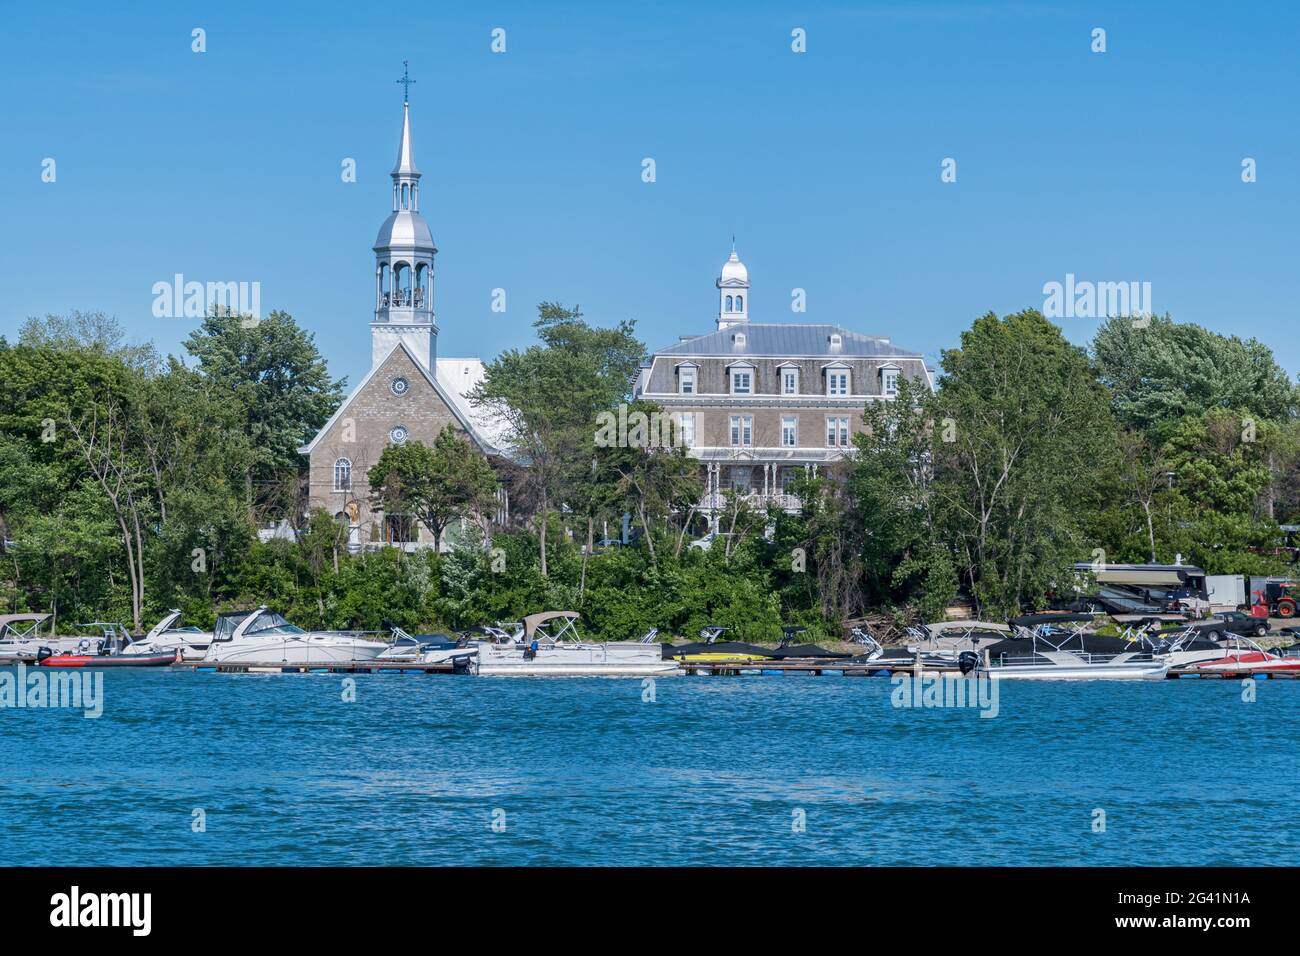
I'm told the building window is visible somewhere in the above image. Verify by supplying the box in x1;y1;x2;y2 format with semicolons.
728;467;752;492
679;366;696;394
333;458;352;492
735;295;743;311
677;413;696;448
881;368;899;397
389;425;409;445
782;368;799;395
729;368;752;395
781;416;797;447
826;416;850;447
730;415;753;446
390;377;410;396
829;333;842;348
734;332;746;346
725;295;733;311
827;369;850;396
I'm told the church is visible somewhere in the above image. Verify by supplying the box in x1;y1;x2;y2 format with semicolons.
300;87;932;550
298;96;507;551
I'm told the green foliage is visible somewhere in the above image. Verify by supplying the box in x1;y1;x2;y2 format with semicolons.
1093;315;1297;442
367;425;498;549
182;310;345;487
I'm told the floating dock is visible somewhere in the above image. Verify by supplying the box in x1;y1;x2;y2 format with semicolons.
169;659;460;674
675;659;954;677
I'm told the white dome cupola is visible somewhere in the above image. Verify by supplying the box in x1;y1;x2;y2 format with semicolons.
716;238;749;330
372;63;438;371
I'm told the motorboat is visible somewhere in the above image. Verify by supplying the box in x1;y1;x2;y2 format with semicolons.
375;624;477;666
846;621;1010;669
37;648;176;667
201;607;387;665
33;620;176;667
118;610;212;660
1168;633;1300;675
967;614;1169;680
474;611;679;676
0;614;104;661
660;625;779;662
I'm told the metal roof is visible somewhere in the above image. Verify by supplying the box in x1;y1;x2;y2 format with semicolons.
654;324;923;359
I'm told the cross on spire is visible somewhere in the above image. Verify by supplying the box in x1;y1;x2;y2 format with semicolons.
396;61;416;103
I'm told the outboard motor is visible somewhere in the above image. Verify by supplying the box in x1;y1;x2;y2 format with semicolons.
957;650;980;675
36;646;53;663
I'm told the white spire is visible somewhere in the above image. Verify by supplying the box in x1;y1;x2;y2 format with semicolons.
392;101;420;178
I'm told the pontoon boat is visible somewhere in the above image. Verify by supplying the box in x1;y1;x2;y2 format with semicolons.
474;611;679;676
0;614;104;660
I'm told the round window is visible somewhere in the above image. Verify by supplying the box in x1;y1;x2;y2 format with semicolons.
390;377;409;396
389;425;409;445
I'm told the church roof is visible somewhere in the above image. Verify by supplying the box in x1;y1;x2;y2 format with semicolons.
654;323;923;359
373;210;435;251
297;341;507;459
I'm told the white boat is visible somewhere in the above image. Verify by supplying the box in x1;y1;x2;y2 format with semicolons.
971;614;1169;680
119;610;212;660
202;607;386;665
375;625;477;666
473;611;679;677
0;614;104;660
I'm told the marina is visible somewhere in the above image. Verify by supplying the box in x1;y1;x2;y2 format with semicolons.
5;605;1300;680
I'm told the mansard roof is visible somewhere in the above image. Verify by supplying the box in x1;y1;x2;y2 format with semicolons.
654;323;923;359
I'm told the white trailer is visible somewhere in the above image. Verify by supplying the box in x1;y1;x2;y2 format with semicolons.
1206;574;1246;612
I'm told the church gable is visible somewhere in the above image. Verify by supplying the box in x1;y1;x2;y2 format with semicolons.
304;344;472;519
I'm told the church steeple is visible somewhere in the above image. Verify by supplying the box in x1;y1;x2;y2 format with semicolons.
372;63;438;371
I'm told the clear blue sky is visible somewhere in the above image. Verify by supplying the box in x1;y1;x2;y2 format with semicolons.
2;1;1297;388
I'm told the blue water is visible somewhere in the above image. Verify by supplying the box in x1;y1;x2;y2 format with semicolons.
1;670;1295;866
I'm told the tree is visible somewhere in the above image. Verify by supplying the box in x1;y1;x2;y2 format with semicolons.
846;375;939;608
19;311;159;373
931;310;1119;616
470;303;644;576
182;310;345;501
600;403;702;566
367;426;499;551
1092;315;1297;441
1157;408;1288;574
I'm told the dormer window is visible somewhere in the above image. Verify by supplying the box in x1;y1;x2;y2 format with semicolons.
829;333;842;348
826;368;850;396
678;365;697;395
733;332;746;347
728;365;753;395
781;367;799;395
879;364;901;397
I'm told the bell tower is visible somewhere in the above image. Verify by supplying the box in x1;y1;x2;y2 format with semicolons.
372;63;438;370
716;237;749;330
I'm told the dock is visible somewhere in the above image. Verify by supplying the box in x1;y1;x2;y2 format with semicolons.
675;659;955;677
169;659;460;674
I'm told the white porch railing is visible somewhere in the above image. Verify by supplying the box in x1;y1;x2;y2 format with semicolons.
699;491;802;512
